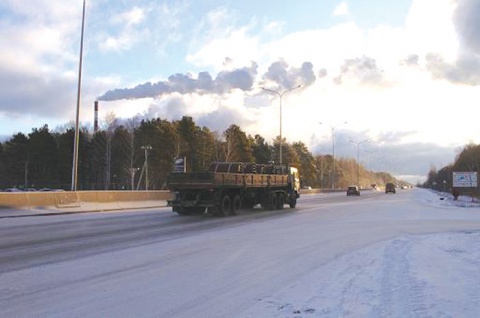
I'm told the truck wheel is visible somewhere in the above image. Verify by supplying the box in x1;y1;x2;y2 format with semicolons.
232;194;242;215
269;192;278;210
175;207;190;216
219;194;232;216
277;193;285;209
192;207;206;214
289;197;297;208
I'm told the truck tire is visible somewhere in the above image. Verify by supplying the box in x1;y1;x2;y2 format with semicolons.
176;207;204;216
277;193;285;209
219;194;232;216
175;207;190;216
269;192;278;210
289;197;297;208
232;194;242;215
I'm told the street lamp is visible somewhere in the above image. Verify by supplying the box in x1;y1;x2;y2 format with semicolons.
351;138;369;187
141;145;152;190
319;121;347;190
261;85;302;165
71;0;86;191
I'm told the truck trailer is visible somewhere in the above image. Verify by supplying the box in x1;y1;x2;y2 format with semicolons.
167;162;300;216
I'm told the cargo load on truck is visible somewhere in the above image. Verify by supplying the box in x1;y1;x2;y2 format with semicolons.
167;162;300;216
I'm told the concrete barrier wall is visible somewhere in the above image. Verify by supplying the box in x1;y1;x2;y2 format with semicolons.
0;191;172;209
0;188;353;209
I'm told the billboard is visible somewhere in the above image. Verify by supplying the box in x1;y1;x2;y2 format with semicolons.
452;172;478;188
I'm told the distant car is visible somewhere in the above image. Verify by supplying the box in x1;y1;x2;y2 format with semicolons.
3;188;22;192
347;186;360;196
39;188;65;192
385;183;396;193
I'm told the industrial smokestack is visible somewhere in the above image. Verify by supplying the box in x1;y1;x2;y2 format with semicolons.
94;100;99;133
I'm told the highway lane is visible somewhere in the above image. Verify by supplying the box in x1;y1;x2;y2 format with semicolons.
2;189;480;317
0;191;362;274
0;189;443;275
1;208;230;273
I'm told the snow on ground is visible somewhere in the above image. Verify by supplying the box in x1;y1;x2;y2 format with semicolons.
1;189;480;317
243;190;480;317
243;231;480;317
421;190;480;209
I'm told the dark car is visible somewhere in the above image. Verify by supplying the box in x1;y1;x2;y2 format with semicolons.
347;186;360;196
3;188;22;192
385;183;396;193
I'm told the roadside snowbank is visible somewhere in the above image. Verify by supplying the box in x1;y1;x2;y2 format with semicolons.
243;190;480;317
243;231;480;317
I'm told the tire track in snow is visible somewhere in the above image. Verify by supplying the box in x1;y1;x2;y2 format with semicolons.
375;238;429;317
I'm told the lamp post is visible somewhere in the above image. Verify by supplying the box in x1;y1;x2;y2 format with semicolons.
351;139;369;187
141;145;152;190
320;122;347;190
261;85;302;165
71;0;86;191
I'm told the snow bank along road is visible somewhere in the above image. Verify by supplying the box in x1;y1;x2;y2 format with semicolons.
1;188;479;317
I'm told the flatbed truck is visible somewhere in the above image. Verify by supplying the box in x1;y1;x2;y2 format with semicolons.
167;162;300;216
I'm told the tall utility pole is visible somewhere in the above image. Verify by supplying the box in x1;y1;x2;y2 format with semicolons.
351;139;369;187
320;122;347;190
261;85;302;165
71;0;86;191
141;145;152;190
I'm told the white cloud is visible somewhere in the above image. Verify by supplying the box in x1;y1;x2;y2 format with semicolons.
187;26;261;72
333;2;349;16
0;1;81;66
405;0;459;62
263;21;284;36
111;7;146;27
178;0;479;161
1;0;477;180
2;0;79;24
109;0;472;150
101;33;135;52
0;0;87;124
97;6;151;52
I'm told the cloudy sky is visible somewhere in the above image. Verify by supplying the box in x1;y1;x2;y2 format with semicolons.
1;0;479;183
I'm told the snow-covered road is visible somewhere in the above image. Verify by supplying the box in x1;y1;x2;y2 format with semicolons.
1;188;479;317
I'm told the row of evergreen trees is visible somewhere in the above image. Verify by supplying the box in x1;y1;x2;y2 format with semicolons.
0;115;398;191
423;143;480;193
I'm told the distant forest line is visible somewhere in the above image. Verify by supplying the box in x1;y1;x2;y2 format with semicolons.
424;143;480;193
0;115;421;191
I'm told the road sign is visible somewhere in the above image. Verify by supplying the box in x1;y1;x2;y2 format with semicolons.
453;172;478;187
174;157;186;173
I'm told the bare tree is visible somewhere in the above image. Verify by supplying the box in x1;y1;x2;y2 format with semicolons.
124;116;141;189
102;112;117;190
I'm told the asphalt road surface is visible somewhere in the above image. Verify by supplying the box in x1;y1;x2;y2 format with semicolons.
1;189;479;317
0;190;373;273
